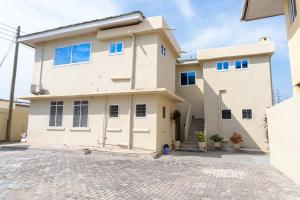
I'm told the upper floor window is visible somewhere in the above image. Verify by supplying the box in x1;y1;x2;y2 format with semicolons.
180;71;196;86
136;104;146;118
54;43;91;66
109;42;123;55
235;60;249;70
289;0;297;24
109;105;119;118
162;106;166;119
161;44;167;56
222;109;231;119
242;109;252;119
216;61;229;71
49;101;63;127
73;101;89;128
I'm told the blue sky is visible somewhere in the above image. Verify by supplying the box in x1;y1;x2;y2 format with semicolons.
0;0;292;100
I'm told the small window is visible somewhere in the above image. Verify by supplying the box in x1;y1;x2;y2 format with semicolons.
109;105;119;118
161;44;167;56
49;101;64;127
73;101;89;127
222;109;231;119
180;71;196;86
216;61;230;71
109;42;123;55
235;60;248;69
54;46;72;66
242;109;252;119
136;104;146;118
162;106;166;119
289;0;297;23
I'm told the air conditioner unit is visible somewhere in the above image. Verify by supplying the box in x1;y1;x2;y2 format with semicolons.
30;84;44;95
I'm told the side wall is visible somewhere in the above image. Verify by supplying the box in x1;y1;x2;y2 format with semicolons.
203;55;272;150
267;94;300;185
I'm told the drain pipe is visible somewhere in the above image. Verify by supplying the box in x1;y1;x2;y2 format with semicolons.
38;42;45;87
128;33;136;149
102;96;108;147
218;90;226;137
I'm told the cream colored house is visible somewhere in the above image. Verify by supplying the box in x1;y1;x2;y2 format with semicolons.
0;99;29;141
20;11;274;152
241;0;300;185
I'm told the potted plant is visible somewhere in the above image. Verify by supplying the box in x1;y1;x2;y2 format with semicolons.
210;134;223;148
229;132;243;149
197;131;206;150
172;110;181;148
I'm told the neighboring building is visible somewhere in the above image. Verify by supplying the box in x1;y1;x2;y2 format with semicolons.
19;11;274;152
0;99;29;141
241;0;300;185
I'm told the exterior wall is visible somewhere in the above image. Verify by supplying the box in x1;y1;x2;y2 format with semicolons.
267;94;300;185
176;63;204;119
203;55;272;150
27;94;174;151
284;0;300;94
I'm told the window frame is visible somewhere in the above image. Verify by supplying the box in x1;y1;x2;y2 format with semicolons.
109;41;124;55
49;101;64;127
242;109;252;119
135;104;147;118
161;44;167;57
180;71;197;86
162;106;166;119
289;0;298;24
216;61;230;72
72;100;89;128
234;59;249;70
222;109;232;119
109;104;120;118
53;42;92;67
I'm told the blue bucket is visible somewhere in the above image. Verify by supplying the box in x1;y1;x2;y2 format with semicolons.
163;144;169;155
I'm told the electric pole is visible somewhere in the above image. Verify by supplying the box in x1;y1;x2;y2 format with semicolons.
6;26;20;142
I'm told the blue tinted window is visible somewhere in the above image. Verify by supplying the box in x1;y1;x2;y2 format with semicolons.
181;73;188;85
217;62;223;71
242;60;248;68
116;42;123;53
235;61;242;69
71;43;91;63
54;46;71;66
223;62;229;70
110;43;116;54
188;72;196;85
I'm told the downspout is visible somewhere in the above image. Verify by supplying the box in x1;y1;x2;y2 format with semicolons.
268;55;274;106
218;90;226;137
39;42;45;86
128;33;136;149
102;96;108;147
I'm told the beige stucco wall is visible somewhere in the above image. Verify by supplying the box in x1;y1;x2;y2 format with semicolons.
267;94;300;185
27;94;175;151
203;55;272;150
176;63;204;119
284;0;300;94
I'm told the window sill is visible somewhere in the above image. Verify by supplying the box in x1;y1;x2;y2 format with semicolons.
106;128;122;132
47;127;65;131
70;127;91;132
111;77;130;82
132;128;150;133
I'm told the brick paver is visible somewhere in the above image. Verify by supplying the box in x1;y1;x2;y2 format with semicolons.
0;148;299;200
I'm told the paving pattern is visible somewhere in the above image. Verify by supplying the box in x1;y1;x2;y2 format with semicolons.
0;147;299;200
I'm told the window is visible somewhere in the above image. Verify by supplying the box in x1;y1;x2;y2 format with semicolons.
235;60;248;69
216;61;230;71
109;42;123;55
73;101;89;127
49;101;63;127
54;43;91;66
180;71;196;86
136;104;146;118
161;44;166;56
289;0;297;23
242;109;252;119
222;109;231;119
163;106;166;119
109;105;119;118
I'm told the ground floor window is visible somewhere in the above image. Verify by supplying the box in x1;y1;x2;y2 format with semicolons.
163;106;166;118
73;101;89;127
222;109;231;119
109;105;119;118
242;109;252;119
49;101;63;127
136;104;146;118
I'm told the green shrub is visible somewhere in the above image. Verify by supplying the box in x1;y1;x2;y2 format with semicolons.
210;134;223;142
197;131;205;142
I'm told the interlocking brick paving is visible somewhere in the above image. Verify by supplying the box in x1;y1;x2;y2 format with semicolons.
0;147;299;200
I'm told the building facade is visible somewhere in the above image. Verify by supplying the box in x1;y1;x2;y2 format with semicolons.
20;11;274;152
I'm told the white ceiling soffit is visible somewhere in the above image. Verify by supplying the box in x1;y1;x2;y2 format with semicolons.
241;0;284;21
18;12;144;47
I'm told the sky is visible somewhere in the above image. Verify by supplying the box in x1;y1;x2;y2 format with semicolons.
0;0;293;101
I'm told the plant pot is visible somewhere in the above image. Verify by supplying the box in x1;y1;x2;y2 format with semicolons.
174;141;181;148
198;142;206;150
232;143;241;149
213;142;221;148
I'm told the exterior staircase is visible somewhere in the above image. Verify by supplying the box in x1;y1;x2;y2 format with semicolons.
180;119;204;151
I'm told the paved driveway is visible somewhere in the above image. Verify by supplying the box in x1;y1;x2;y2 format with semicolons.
0;147;299;200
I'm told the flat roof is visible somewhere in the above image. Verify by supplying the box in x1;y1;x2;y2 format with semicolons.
19;88;184;103
241;0;284;21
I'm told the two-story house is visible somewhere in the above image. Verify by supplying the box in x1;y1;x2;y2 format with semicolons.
20;11;274;152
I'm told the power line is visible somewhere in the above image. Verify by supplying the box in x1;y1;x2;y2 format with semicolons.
0;33;16;68
0;36;15;43
0;26;16;34
0;22;17;31
0;31;15;38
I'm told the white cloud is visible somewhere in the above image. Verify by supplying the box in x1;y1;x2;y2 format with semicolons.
173;0;196;20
